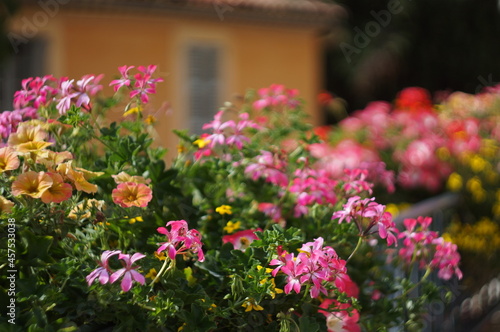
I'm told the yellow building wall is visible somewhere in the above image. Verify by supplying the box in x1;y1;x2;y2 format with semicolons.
9;7;322;162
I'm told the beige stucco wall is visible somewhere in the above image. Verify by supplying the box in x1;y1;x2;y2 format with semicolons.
8;6;323;162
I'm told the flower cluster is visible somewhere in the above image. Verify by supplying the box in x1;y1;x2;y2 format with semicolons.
110;65;163;104
252;84;299;111
398;216;463;280
269;238;350;299
86;250;146;292
156;220;205;262
332;196;398;246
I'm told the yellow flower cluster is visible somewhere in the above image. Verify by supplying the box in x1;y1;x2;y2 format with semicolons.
444;217;500;254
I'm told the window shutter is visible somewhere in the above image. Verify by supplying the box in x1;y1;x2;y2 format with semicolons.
187;44;219;134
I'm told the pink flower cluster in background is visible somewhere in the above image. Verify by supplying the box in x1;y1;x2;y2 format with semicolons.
269;238;350;298
252;84;299;111
398;216;462;280
110;65;163;104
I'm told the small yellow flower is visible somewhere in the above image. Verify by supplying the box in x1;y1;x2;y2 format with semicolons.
128;216;144;224
193;137;210;149
436;146;450;160
216;205;232;215
447;172;463;192
469;154;487;173
385;204;400;218
177;323;186;331
177;145;186;154
123;106;142;117
155;251;167;261
145;268;157;280
242;298;264;312
223;220;241;233
144;114;156;125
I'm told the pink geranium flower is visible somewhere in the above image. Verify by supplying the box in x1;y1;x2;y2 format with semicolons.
109;252;146;292
319;299;360;332
156;220;205;262
112;182;153;208
86;250;121;286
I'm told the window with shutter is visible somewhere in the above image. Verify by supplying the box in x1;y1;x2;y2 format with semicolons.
0;38;46;111
187;44;220;134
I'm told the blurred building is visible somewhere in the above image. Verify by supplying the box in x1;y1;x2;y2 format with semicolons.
4;0;342;157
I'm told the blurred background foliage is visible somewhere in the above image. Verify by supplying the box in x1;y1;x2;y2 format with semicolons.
324;0;500;117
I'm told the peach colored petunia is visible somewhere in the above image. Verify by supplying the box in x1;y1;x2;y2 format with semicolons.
0;147;20;173
11;171;53;198
112;182;153;208
8;123;47;147
0;195;14;214
56;161;99;194
112;171;151;185
16;141;53;154
41;173;73;203
68;199;105;219
37;150;74;168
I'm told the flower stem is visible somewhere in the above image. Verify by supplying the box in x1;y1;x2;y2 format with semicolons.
149;257;173;287
347;236;364;263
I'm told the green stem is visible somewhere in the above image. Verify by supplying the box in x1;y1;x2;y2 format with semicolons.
401;267;432;298
149;258;174;287
346;236;364;263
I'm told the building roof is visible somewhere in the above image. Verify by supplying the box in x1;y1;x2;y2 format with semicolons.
22;0;344;27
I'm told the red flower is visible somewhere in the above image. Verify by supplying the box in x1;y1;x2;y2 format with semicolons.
395;87;433;113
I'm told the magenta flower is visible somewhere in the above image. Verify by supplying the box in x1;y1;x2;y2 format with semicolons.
110;65;135;91
398;217;462;280
109;252;146;292
332;196;398;246
244;151;289;187
431;238;463;280
156;220;205;262
270;238;350;299
86;250;121;286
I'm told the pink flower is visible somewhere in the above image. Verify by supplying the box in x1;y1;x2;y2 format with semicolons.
258;202;282;222
86;250;121;286
252;84;299;110
430;238;463;280
244;151;288;187
270;238;350;299
110;65;135;91
319;299;360;332
112;182;153;208
332;197;398;246
222;228;261;250
156;220;205;262
109;252;146;292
